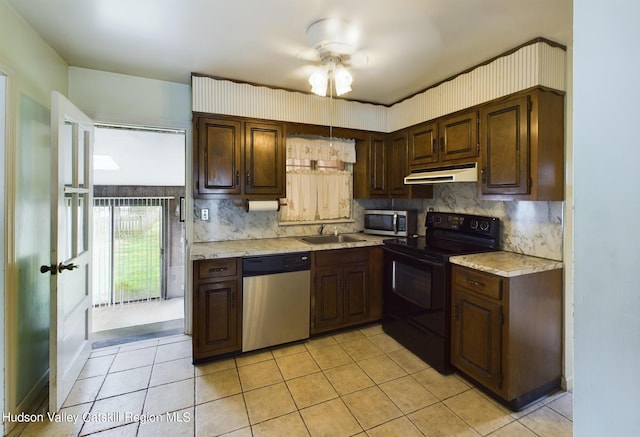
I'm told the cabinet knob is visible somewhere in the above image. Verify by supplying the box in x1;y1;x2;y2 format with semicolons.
481;167;487;183
236;170;240;185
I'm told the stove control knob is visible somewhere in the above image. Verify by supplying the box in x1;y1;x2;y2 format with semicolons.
470;220;479;230
480;221;490;231
434;216;441;224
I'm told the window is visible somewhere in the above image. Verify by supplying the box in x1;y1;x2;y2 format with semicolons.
280;136;356;223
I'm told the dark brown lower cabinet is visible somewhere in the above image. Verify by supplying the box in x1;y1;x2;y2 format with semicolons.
192;258;242;362
311;246;383;334
451;264;563;411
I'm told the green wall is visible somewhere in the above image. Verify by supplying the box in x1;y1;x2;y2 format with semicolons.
0;0;68;410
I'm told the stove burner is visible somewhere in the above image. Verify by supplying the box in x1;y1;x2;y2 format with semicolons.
384;211;500;257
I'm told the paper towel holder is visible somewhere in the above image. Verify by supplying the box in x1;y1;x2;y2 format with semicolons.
234;200;287;212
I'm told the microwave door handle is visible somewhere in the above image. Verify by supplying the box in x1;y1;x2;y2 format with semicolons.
393;213;398;234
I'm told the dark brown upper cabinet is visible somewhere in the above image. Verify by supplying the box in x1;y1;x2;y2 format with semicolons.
388;130;410;197
353;132;432;199
194;114;285;199
479;88;564;200
408;109;479;169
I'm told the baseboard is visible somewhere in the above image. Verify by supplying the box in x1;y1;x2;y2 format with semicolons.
15;369;48;414
562;375;574;391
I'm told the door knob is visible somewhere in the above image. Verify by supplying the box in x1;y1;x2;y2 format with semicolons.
58;262;79;273
40;264;57;275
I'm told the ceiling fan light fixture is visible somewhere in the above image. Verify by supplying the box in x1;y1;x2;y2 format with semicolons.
306;18;359;57
333;63;352;96
306;18;360;97
309;65;329;96
308;56;352;97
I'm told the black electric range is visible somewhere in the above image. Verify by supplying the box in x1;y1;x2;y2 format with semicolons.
381;211;500;374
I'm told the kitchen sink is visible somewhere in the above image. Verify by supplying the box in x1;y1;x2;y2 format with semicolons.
298;234;364;245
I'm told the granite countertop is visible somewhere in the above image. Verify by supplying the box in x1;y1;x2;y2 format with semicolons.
191;233;386;260
449;251;563;277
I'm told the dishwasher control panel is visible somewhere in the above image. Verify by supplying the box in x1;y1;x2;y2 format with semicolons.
242;252;311;276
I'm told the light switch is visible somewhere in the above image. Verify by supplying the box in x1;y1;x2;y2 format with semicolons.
201;208;209;221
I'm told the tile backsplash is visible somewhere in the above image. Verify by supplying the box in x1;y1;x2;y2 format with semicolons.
193;182;563;261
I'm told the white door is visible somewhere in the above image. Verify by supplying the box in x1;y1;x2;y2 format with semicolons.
47;91;94;412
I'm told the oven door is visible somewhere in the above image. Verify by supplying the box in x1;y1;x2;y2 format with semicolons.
383;247;448;336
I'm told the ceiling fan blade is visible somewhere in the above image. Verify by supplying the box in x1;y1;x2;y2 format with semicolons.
347;51;368;68
296;47;320;62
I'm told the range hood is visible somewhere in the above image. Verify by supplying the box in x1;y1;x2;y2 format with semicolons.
404;162;478;185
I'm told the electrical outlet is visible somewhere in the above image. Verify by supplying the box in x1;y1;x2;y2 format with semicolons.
201;208;209;221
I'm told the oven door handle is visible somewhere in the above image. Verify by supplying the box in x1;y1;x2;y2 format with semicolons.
393;213;398;234
392;260;396;289
384;247;447;267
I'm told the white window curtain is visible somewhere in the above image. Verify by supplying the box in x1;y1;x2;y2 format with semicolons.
281;136;355;222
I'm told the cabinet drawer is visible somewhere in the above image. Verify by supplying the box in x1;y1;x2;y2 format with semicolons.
454;266;502;300
198;258;238;280
314;248;369;268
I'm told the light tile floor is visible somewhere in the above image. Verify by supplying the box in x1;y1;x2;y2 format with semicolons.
93;298;185;332
14;324;573;437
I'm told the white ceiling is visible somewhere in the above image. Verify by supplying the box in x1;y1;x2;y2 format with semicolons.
94;126;185;186
8;0;572;105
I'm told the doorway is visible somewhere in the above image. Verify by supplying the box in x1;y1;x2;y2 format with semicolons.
90;124;186;346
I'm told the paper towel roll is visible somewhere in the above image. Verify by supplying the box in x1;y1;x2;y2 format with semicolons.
246;200;280;212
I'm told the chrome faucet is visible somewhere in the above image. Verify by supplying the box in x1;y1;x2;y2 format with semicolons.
317;223;325;235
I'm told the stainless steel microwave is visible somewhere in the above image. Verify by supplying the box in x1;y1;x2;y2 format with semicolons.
363;209;417;237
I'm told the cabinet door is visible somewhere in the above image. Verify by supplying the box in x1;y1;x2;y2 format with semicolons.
196;117;242;196
368;134;387;196
244;122;285;196
440;110;479;162
451;290;503;391
313;268;344;332
388;131;409;197
408;121;438;167
343;263;370;324
194;280;241;359
480;96;530;196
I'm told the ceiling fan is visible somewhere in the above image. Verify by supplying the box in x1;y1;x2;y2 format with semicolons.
304;18;368;97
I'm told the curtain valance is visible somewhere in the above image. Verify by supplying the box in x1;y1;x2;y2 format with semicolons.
286;136;356;163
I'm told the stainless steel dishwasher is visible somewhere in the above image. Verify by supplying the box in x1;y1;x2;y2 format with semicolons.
242;252;311;352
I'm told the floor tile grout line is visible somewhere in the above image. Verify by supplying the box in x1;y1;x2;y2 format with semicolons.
439;392;509;436
128;327;569;434
139;344;159;418
543;391;574;422
269;337;429;433
293;329;535;435
73;342;123;435
16;325;573;437
516;411;546;437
